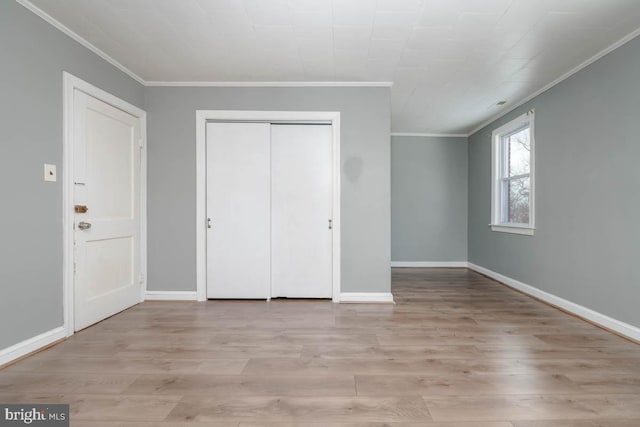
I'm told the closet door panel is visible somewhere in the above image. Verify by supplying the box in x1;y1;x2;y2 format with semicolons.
206;122;271;299
271;125;333;298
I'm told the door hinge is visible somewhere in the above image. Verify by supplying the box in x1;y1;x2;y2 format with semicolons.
139;273;145;284
138;138;144;149
328;219;333;230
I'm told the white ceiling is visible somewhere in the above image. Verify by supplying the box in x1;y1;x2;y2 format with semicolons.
25;0;640;134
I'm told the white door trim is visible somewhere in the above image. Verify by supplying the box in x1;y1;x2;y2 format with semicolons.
196;110;342;302
62;72;147;337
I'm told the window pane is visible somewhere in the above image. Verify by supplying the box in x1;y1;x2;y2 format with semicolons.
504;176;530;224
505;127;530;177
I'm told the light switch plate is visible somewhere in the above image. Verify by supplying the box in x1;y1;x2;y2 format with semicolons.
44;164;57;182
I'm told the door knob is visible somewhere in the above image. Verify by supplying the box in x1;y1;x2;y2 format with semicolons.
77;221;92;231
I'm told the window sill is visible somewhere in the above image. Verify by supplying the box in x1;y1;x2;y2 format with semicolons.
489;224;535;236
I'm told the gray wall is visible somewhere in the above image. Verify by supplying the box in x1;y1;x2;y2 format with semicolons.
0;1;144;349
391;136;467;262
145;86;391;294
468;36;640;328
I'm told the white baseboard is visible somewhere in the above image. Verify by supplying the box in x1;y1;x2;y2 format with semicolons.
145;291;198;301
467;262;640;342
339;292;394;303
391;261;468;268
0;326;66;367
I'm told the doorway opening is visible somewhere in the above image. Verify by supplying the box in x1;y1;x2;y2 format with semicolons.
63;72;147;336
195;111;341;302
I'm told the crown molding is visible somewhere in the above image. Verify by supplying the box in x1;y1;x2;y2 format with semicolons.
466;25;640;137
391;132;468;138
144;81;393;87
16;0;146;85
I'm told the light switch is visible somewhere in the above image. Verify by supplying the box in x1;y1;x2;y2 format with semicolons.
44;164;57;182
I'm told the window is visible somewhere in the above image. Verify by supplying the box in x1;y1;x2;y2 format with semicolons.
491;110;535;235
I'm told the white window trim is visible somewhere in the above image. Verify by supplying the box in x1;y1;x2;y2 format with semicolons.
490;110;535;235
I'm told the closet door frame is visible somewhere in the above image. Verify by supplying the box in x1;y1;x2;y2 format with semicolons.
195;110;341;302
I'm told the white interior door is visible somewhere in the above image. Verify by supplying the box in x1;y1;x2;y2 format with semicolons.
73;90;142;331
271;124;333;298
206;123;271;299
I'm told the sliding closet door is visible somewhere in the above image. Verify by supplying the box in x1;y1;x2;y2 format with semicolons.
271;125;333;298
206;122;271;299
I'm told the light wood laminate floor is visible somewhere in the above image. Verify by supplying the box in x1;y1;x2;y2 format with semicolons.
1;268;640;426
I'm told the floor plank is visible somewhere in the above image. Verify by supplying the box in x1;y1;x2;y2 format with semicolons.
238;423;514;427
165;396;432;422
123;374;356;397
424;394;640;421
0;393;182;422
355;373;584;396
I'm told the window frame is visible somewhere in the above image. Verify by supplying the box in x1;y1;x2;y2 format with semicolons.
490;110;535;235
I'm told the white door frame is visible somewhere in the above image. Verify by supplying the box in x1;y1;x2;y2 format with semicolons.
62;72;147;337
195;110;341;302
